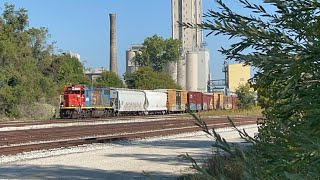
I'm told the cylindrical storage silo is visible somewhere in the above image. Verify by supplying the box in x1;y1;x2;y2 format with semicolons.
177;56;186;89
126;50;136;74
186;52;198;91
204;50;210;92
165;61;177;83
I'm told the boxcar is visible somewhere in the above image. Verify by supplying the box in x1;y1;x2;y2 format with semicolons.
143;90;167;114
213;92;224;110
202;93;213;111
111;88;146;115
157;89;187;113
223;96;238;110
224;96;233;110
187;91;203;111
231;96;238;109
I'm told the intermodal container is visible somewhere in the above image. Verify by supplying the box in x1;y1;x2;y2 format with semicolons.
187;91;203;111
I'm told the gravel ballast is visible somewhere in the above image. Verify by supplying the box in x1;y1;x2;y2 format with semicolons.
0;124;258;179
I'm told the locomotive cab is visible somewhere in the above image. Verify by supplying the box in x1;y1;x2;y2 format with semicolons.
62;85;86;107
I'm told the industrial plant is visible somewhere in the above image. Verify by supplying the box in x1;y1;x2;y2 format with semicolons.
126;0;211;92
117;0;250;94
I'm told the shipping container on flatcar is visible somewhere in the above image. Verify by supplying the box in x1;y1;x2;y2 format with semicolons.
143;90;167;114
213;92;224;110
157;89;187;113
111;88;146;115
202;93;213;110
187;91;203;111
60;85;113;118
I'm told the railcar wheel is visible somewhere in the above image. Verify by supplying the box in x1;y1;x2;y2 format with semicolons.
108;110;114;116
71;112;79;119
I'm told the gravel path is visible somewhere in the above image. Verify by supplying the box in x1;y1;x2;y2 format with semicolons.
0;125;258;180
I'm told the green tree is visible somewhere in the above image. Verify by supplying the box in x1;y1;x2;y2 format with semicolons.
182;0;320;179
135;35;181;72
0;3;57;116
235;83;255;109
95;71;124;88
0;4;93;117
0;4;97;118
124;66;180;89
55;55;90;86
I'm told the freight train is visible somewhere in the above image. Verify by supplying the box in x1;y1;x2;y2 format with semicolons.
59;84;238;119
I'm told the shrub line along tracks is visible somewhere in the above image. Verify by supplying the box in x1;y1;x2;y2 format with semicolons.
0;116;258;156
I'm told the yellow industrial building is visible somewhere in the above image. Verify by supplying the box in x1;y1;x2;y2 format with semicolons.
227;63;250;93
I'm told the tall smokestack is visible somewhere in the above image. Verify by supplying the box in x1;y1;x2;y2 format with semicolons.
109;13;117;74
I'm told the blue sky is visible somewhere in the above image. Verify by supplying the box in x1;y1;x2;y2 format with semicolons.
1;0;245;79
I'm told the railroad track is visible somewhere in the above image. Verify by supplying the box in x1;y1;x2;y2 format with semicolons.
0;114;186;128
0;116;258;156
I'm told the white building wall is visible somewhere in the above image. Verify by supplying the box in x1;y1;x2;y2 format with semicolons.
65;51;81;61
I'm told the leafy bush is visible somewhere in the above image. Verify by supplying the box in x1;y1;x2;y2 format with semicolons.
17;103;54;120
95;71;124;88
0;4;90;118
181;0;320;179
125;66;181;89
235;83;255;109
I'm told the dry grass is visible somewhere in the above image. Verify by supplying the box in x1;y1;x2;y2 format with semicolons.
178;155;243;180
192;107;262;117
0;103;55;122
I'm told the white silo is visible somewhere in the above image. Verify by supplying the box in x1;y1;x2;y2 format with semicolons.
126;50;136;74
177;57;186;89
197;49;210;92
165;61;177;83
186;52;198;91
